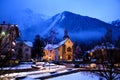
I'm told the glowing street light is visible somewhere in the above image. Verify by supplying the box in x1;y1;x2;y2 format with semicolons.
101;48;104;55
12;49;15;52
90;52;93;57
1;31;6;37
12;41;16;46
60;56;62;60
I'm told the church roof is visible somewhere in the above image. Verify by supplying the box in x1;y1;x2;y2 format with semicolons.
44;39;67;50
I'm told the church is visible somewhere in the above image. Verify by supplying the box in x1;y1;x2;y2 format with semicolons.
43;30;74;61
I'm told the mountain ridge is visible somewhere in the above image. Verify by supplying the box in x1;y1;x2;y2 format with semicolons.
0;9;119;42
42;11;118;42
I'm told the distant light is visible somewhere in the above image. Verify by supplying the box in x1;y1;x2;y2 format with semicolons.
90;63;96;68
101;49;104;52
91;50;94;52
60;56;62;59
12;49;15;52
12;41;16;46
1;31;6;36
90;52;93;57
48;56;51;60
87;51;90;53
7;34;10;37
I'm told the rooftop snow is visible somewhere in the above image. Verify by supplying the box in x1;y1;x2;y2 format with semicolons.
44;39;67;50
24;41;33;47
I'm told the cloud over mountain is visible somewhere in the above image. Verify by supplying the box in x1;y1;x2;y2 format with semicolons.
0;10;119;42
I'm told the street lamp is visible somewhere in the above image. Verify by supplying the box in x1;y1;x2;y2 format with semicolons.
60;56;62;60
90;52;93;57
48;56;51;70
1;31;6;37
47;45;53;70
101;48;104;55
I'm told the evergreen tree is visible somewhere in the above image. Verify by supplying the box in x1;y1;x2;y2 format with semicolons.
32;35;44;61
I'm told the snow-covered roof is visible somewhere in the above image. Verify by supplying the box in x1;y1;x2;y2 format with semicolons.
44;44;54;50
16;41;33;47
88;43;115;53
58;39;67;46
24;41;33;47
44;39;67;50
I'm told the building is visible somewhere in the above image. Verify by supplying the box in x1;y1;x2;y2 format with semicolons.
88;43;120;62
0;21;19;60
44;30;74;61
0;21;20;66
15;41;33;61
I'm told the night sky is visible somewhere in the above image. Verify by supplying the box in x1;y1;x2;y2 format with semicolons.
0;0;120;22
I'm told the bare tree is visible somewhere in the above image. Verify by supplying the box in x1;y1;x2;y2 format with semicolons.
32;35;44;61
44;28;59;44
97;49;120;80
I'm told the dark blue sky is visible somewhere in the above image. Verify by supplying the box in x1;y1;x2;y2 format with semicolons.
0;0;120;22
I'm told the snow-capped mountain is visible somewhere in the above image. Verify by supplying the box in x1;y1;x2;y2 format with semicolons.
0;10;119;42
42;11;119;42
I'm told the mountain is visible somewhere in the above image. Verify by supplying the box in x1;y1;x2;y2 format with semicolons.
0;10;119;42
42;11;119;42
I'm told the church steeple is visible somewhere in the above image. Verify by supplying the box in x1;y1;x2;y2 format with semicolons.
63;29;69;40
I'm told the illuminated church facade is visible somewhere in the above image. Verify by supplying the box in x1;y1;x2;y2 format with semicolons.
43;30;73;61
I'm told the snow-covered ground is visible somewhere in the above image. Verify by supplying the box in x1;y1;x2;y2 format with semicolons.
47;72;100;80
0;62;66;80
0;62;101;80
0;62;33;70
19;69;100;80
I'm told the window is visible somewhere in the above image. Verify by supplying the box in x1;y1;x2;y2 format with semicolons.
67;47;71;52
25;48;29;51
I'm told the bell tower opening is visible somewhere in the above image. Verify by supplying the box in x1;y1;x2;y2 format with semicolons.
63;29;70;40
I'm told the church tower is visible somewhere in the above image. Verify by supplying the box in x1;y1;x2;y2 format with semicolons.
63;29;69;40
